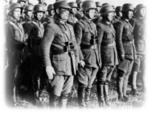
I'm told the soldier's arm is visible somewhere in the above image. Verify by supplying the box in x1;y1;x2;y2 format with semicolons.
74;22;84;61
42;24;55;67
115;21;125;60
97;24;104;45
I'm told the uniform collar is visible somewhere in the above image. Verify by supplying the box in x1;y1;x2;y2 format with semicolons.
123;18;130;23
54;15;67;25
83;16;93;24
8;16;19;24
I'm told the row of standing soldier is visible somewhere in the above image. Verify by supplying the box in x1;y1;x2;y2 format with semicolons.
5;0;145;107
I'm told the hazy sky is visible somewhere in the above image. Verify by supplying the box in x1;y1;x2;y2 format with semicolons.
29;0;145;7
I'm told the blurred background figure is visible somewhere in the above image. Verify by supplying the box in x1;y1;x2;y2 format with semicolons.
130;4;146;95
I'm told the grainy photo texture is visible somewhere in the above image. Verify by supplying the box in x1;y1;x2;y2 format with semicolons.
4;0;145;108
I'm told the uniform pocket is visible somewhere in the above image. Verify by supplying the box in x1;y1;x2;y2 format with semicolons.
52;53;67;74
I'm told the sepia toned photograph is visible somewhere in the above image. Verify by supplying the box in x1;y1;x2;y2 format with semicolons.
3;0;146;108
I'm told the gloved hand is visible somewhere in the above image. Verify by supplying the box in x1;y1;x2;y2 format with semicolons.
46;65;55;80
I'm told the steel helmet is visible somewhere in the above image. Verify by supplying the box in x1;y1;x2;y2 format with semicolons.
24;4;34;12
122;3;134;13
9;3;21;14
82;0;96;11
96;1;101;7
115;6;122;12
34;4;45;13
69;2;78;8
47;4;54;11
100;4;114;15
54;0;71;10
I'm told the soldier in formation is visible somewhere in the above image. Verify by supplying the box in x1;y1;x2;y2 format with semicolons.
5;0;145;108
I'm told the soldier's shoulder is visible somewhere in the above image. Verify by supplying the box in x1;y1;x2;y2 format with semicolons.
66;23;74;29
97;22;106;29
5;21;13;30
45;22;62;34
114;20;124;28
75;20;84;28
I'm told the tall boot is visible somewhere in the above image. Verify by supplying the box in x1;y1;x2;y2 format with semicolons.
52;95;60;108
60;94;69;108
131;71;138;95
117;70;125;101
123;73;129;101
78;86;86;107
104;83;109;106
85;88;91;106
97;83;105;107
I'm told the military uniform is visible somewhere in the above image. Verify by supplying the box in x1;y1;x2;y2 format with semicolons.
96;4;118;106
97;20;119;105
5;3;26;104
74;0;100;106
18;4;39;100
115;4;136;101
25;4;45;101
131;4;145;94
42;1;77;106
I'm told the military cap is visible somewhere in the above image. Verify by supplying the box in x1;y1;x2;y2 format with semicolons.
115;6;122;12
100;4;114;15
9;3;21;12
24;4;34;12
69;2;78;8
54;0;71;10
47;4;54;11
82;0;96;11
122;3;134;12
135;4;145;11
34;4;45;13
96;1;101;7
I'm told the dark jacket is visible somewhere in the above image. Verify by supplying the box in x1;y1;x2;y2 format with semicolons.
74;16;100;68
115;18;136;61
28;19;44;57
133;18;145;55
97;21;118;66
6;16;26;65
42;16;77;76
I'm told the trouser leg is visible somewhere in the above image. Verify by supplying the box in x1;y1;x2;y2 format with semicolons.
97;82;105;107
60;94;69;108
131;71;138;95
78;83;86;107
85;88;91;106
104;82;109;106
52;94;60;107
117;70;124;100
123;61;134;97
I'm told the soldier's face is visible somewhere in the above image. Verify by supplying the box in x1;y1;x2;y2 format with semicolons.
50;10;55;16
127;10;133;19
27;11;33;18
139;8;146;17
88;9;96;19
117;11;122;17
72;8;78;14
107;12;114;21
13;8;21;21
36;12;44;20
59;8;70;21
